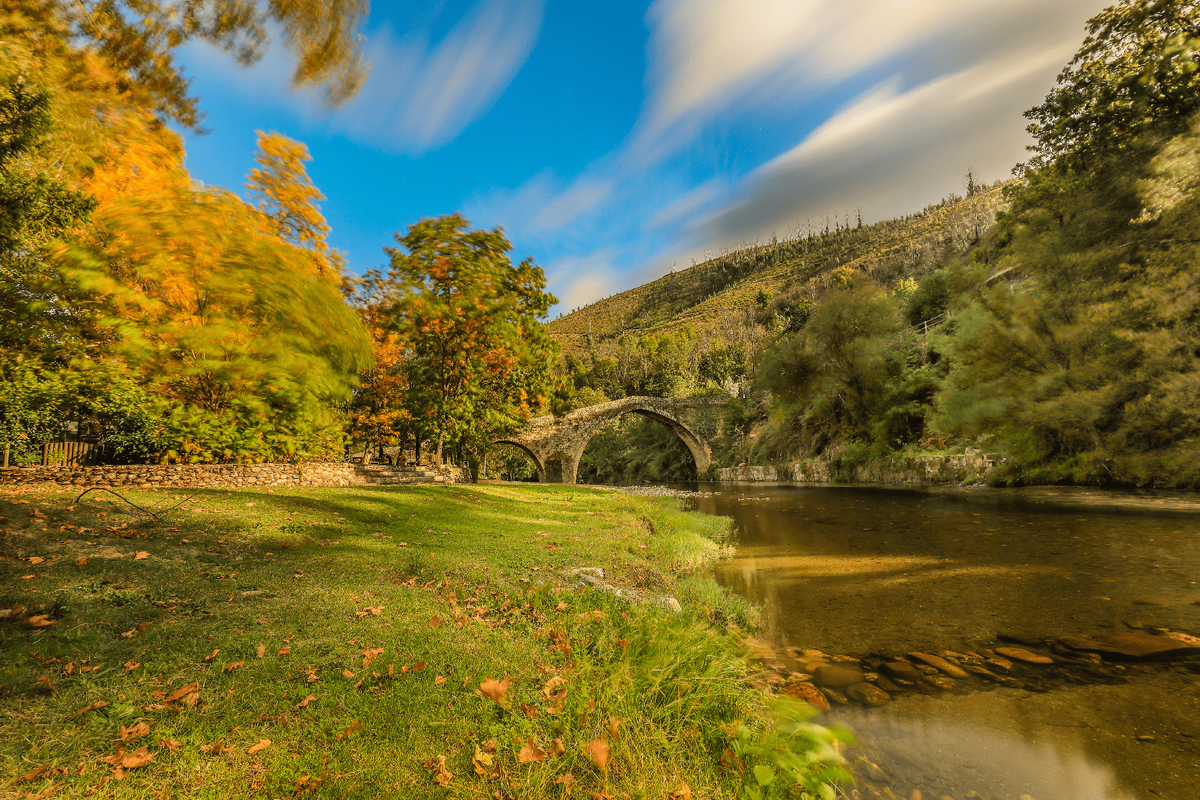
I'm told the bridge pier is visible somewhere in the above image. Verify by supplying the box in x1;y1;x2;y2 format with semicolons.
542;454;577;484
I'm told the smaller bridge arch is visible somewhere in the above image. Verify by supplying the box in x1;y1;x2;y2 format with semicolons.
496;396;729;484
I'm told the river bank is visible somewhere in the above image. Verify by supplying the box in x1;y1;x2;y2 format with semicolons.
0;483;844;799
717;450;1000;486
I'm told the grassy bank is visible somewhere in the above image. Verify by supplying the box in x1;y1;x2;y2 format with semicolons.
1;483;847;799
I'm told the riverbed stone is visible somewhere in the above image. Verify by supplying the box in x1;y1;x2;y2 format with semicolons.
846;682;891;707
783;680;830;712
923;675;958;691
908;652;970;679
812;664;866;688
882;661;923;682
874;675;903;693
995;646;1054;664
819;686;850;705
1058;632;1200;661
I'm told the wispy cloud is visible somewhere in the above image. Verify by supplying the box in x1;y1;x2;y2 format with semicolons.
334;0;544;152
180;0;544;153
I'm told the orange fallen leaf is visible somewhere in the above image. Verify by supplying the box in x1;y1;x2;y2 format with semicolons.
434;675;446;685
247;739;271;755
295;694;316;710
586;739;609;776
104;744;154;771
588;792;614;800
542;675;567;698
37;675;53;692
519;701;539;719
223;661;244;673
555;600;567;611
410;661;426;673
342;669;355;678
28;556;45;565
336;721;362;741
668;782;693;800
163;682;199;703
134;552;150;560
123;660;141;672
549;738;565;757
155;739;181;751
71;701;110;719
203;649;219;663
361;648;384;668
606;717;621;742
119;721;151;741
367;606;383;616
256;644;267;659
556;772;576;793
425;755;453;786
518;735;547;764
28;615;55;629
479;676;511;704
202;740;231;756
277;646;291;656
76;556;88;566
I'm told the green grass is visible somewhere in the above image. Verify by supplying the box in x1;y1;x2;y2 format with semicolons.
0;483;847;799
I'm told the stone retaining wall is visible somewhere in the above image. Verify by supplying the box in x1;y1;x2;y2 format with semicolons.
717;452;1000;485
0;462;358;488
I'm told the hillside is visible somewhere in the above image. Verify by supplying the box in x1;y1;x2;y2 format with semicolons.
548;183;1008;357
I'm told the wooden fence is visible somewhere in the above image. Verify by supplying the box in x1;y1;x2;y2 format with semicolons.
41;442;96;467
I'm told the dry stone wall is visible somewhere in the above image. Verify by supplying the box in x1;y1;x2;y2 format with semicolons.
717;452;1000;485
0;462;358;489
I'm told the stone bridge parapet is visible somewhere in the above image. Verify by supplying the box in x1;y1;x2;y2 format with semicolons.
495;396;729;484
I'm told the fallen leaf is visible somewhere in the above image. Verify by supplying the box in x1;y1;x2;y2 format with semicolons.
434;675;446;686
255;644;266;659
134;552;150;560
472;746;494;776
586;739;609;776
203;740;231;756
182;691;201;709
104;744;154;771
277;646;291;656
518;735;547;764
155;739;181;751
71;701;110;719
119;721;151;741
606;717;621;742
203;649;219;663
555;601;567;611
295;694;315;710
163;682;199;703
361;648;384;668
28;615;55;629
28;556;45;565
410;661;426;673
556;772;576;794
668;782;693;800
19;574;36;580
519;701;539;719
223;661;244;673
36;675;53;692
587;792;614;800
367;606;383;616
479;676;511;704
549;738;565;757
342;669;355;678
542;675;567;698
247;739;271;755
123;660;141;672
76;557;88;566
426;755;453;786
335;721;361;741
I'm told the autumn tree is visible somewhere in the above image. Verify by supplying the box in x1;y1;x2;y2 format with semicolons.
376;214;558;463
347;275;413;461
246;130;345;282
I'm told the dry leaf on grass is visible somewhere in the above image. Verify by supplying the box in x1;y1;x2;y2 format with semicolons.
71;701;109;719
295;695;315;710
203;649;219;663
28;556;45;565
518;736;547;764
201;740;231;756
555;601;567;611
342;669;355;679
223;661;244;673
556;772;576;793
410;661;426;673
587;792;614;800
134;552;150;560
586;739;609;776
668;783;693;800
247;739;271;755
542;675;567;698
103;744;154;776
36;675;53;692
335;721;361;741
519;701;538;719
163;682;199;703
75;556;88;566
28;615;55;629
118;721;151;741
277;646;291;656
549;738;565;757
423;755;453;786
479;676;511;704
606;717;621;741
155;739;181;751
434;675;446;685
361;648;383;668
256;644;267;659
123;660;141;672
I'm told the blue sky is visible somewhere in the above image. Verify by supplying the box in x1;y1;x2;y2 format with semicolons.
176;0;1105;315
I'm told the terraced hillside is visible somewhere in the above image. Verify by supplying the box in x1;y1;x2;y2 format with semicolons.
548;184;1009;357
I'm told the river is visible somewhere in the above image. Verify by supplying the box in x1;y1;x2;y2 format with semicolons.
686;483;1200;800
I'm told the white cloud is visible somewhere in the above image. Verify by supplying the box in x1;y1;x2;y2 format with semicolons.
546;250;622;310
179;0;544;153
336;0;544;152
634;0;1100;156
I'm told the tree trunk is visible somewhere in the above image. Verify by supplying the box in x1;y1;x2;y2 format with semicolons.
436;429;444;464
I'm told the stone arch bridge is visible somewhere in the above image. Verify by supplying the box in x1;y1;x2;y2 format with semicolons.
494;396;730;484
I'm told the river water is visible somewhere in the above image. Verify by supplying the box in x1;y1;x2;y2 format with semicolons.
687;483;1200;800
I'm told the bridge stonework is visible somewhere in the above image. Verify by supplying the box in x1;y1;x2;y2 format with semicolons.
495;396;730;484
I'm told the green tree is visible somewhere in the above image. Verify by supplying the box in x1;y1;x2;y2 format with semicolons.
380;214;558;462
1024;0;1200;170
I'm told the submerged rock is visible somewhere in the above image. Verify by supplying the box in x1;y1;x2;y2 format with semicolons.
783;680;831;712
882;661;924;682
994;646;1054;665
813;664;866;688
908;652;970;679
846;682;891;707
1058;631;1200;661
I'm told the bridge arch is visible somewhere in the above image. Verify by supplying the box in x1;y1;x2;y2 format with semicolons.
490;439;546;483
496;396;725;484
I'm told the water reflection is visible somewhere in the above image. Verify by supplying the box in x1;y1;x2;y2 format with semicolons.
687;483;1200;800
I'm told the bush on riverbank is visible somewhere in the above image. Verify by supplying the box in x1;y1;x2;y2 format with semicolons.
0;484;847;798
